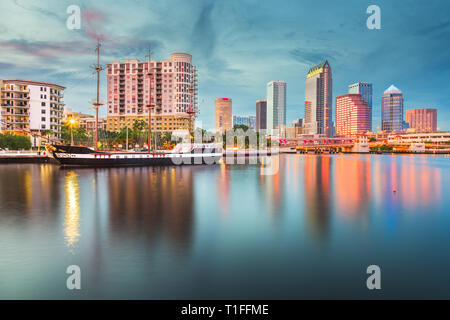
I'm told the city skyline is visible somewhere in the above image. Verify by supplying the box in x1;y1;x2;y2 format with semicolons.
0;0;449;130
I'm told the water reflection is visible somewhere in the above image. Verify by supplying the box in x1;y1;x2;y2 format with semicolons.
0;154;449;299
303;156;332;239
335;156;371;220
64;171;80;250
106;166;195;252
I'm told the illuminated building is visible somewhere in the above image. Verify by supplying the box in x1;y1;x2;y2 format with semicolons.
107;114;189;132
381;85;404;133
1;79;65;139
336;94;371;136
106;53;197;132
215;98;232;132
406;108;437;132
304;61;333;137
348;82;372;132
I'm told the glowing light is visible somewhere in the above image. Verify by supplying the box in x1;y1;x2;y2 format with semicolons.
64;171;80;251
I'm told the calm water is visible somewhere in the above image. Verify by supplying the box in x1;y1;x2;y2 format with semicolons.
0;154;449;299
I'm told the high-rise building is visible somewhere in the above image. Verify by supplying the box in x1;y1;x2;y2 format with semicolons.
381;85;404;133
304;61;333;137
0;79;65;139
348;82;372;131
215;98;232;132
336;94;371;136
266;81;286;134
106;53;197;132
406;108;437;132
255;99;267;132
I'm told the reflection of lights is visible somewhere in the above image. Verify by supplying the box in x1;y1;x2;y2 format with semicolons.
65;171;80;250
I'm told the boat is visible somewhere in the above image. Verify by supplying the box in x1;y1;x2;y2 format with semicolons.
46;41;222;167
47;143;223;167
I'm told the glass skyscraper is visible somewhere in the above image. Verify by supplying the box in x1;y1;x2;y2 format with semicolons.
304;61;333;137
348;82;372;132
266;80;286;135
381;85;404;133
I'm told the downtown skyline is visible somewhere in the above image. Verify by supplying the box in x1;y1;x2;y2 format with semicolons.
0;0;449;131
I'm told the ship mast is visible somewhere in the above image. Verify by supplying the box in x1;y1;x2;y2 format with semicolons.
186;72;197;142
92;41;104;150
145;48;153;153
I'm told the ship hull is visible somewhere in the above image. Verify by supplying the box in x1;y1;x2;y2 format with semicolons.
53;154;222;167
49;144;222;167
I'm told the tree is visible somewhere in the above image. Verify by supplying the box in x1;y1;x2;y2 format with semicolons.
0;133;32;150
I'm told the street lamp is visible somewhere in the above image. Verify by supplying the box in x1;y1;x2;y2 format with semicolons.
69;118;76;146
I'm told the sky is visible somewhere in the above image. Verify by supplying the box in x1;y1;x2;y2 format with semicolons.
0;0;449;131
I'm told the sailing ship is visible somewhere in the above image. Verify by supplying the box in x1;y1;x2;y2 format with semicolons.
48;41;222;167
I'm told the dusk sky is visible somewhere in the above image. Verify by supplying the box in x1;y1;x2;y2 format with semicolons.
1;0;449;130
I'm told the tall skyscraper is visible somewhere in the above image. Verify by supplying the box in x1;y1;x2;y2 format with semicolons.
255;99;267;132
0;79;65;139
304;61;333;137
336;94;371;136
106;53;197;132
381;85;404;133
266;81;286;134
406;108;437;132
215;98;232;132
348;82;372;131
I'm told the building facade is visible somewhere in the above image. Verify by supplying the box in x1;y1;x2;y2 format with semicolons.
336;94;371;136
1;79;65;139
266;81;286;134
256;99;267;132
106;53;197;132
406;108;437;132
215;98;232;132
304;61;333;137
348;82;372;132
381;85;404;133
79;117;107;133
232;115;256;129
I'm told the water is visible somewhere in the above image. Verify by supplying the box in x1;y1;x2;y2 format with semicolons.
0;154;449;299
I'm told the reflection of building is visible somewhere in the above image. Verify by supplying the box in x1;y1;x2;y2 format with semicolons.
1;79;65;139
107;166;194;250
232;115;256;129
106;53;197;132
335;157;370;218
215;98;232;132
382;85;404;133
406;108;437;132
303;156;331;239
336;94;371;136
256;99;267;132
304;61;333;137
266;81;286;134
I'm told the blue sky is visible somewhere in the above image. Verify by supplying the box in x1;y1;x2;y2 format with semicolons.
0;0;449;130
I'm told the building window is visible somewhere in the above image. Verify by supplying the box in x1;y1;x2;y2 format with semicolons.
41;102;46;106
41;117;46;121
41;110;46;114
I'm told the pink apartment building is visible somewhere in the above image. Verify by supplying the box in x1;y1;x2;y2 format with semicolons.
406;108;437;132
106;53;197;132
336;94;371;136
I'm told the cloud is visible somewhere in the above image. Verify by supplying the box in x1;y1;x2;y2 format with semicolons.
190;1;216;59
